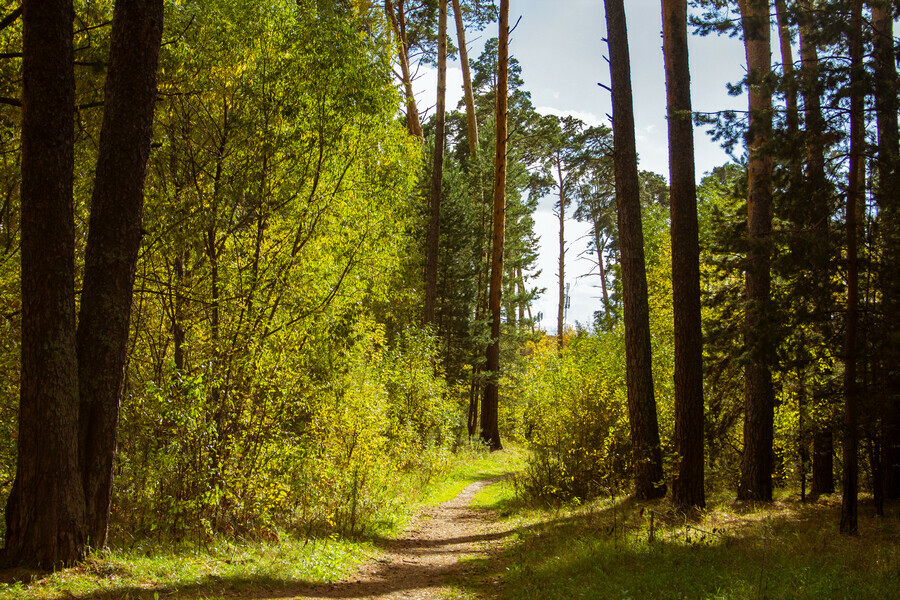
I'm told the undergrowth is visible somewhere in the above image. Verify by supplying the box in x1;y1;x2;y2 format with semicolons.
0;443;525;600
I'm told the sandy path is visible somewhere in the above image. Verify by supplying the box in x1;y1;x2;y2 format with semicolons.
294;475;512;600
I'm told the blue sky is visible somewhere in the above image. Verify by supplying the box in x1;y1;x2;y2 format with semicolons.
417;0;749;331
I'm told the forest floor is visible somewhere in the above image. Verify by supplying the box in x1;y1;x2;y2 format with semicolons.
3;450;900;599
291;474;514;600
0;449;523;600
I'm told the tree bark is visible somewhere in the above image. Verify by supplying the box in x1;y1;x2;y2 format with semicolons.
604;0;666;499
424;0;448;325
480;0;508;452
4;0;86;567
797;0;834;496
557;154;566;350
451;0;478;152
737;0;775;503
76;0;164;549
386;0;423;140
840;0;863;535
871;0;900;501
663;0;705;510
774;0;798;136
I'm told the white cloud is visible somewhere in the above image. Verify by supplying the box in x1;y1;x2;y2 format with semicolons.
534;106;606;128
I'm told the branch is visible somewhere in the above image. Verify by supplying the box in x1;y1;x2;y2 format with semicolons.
0;6;21;33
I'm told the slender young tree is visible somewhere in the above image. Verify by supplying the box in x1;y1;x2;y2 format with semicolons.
840;0;863;536
557;150;566;350
481;0;508;451
737;0;775;502
604;0;666;499
424;0;448;324
76;0;165;548
663;0;705;510
4;0;86;567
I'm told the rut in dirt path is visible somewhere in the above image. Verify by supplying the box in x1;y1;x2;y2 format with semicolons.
297;474;515;600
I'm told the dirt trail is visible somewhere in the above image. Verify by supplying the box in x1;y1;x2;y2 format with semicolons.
296;475;512;600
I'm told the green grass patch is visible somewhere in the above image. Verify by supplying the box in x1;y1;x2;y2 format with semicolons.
424;443;527;505
0;533;375;600
483;495;900;600
0;443;527;599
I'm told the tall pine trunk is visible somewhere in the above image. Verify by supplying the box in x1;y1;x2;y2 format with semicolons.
76;0;164;548
797;0;834;496
481;0;508;451
737;0;775;502
452;0;478;153
604;0;666;499
386;0;423;140
840;0;864;535
663;0;705;510
4;0;85;567
872;0;900;501
557;155;566;350
424;0;448;325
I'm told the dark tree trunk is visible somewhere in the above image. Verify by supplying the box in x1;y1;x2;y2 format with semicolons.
774;0;798;136
557;155;566;350
811;427;834;494
481;0;508;452
872;0;900;501
424;0;448;325
604;0;666;500
840;0;863;536
663;0;705;510
4;0;86;567
76;0;164;549
737;0;775;503
451;0;478;152
798;0;834;496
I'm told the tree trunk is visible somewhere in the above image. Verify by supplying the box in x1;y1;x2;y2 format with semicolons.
811;427;834;494
663;0;705;510
872;0;900;501
4;0;86;567
840;0;863;535
593;222;610;315
604;0;666;500
386;0;423;140
797;0;834;496
451;0;478;152
557;155;566;350
424;0;448;325
517;266;526;325
774;0;798;135
76;0;164;549
480;0;508;452
737;0;775;503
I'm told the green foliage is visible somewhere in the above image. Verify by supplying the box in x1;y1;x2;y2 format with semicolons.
510;333;631;502
506;179;676;503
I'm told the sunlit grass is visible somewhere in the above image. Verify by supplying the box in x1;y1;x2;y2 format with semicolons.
483;493;900;600
0;443;525;600
424;442;527;506
0;534;374;600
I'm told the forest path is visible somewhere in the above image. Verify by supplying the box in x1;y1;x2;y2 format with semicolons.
287;475;514;600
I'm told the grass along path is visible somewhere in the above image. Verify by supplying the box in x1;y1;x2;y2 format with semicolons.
453;484;900;600
0;446;525;600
